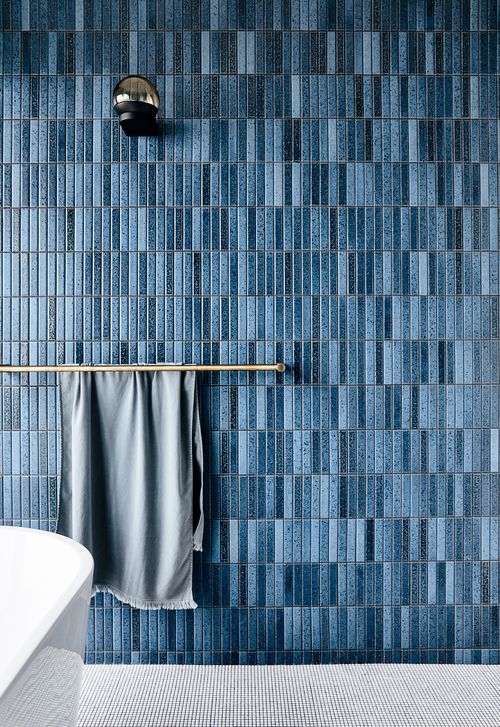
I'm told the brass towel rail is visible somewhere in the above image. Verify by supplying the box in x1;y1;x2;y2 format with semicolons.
0;363;286;373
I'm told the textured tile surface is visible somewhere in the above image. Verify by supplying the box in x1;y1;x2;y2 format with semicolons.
78;664;500;726
0;1;500;664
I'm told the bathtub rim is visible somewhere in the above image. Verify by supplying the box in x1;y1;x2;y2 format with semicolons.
0;526;94;699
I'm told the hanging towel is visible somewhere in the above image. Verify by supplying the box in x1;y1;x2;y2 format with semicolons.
56;371;203;609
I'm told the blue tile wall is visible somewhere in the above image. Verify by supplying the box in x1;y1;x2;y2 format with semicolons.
1;0;499;665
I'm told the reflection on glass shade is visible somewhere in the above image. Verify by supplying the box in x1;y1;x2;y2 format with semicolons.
112;76;160;109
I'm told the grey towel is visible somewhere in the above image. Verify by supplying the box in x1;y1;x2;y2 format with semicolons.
56;371;203;609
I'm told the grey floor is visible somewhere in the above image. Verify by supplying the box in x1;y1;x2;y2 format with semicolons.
78;664;500;726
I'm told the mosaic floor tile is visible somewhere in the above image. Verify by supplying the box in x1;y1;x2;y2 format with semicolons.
78;664;500;726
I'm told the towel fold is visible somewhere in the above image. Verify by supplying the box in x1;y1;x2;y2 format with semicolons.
56;371;203;609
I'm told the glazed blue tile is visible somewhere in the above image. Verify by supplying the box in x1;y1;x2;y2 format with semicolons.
0;0;499;665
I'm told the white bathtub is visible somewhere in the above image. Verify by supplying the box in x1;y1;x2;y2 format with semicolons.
0;526;94;727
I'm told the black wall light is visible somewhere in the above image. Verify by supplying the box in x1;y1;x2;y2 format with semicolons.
113;76;160;136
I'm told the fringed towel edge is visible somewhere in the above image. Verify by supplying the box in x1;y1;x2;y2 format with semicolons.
92;585;198;610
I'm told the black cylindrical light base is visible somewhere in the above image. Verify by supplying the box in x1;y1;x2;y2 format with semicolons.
114;101;159;136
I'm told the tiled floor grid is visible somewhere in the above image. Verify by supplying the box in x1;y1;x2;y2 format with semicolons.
78;664;500;727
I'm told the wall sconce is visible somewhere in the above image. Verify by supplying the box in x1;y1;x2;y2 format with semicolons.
113;75;160;136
